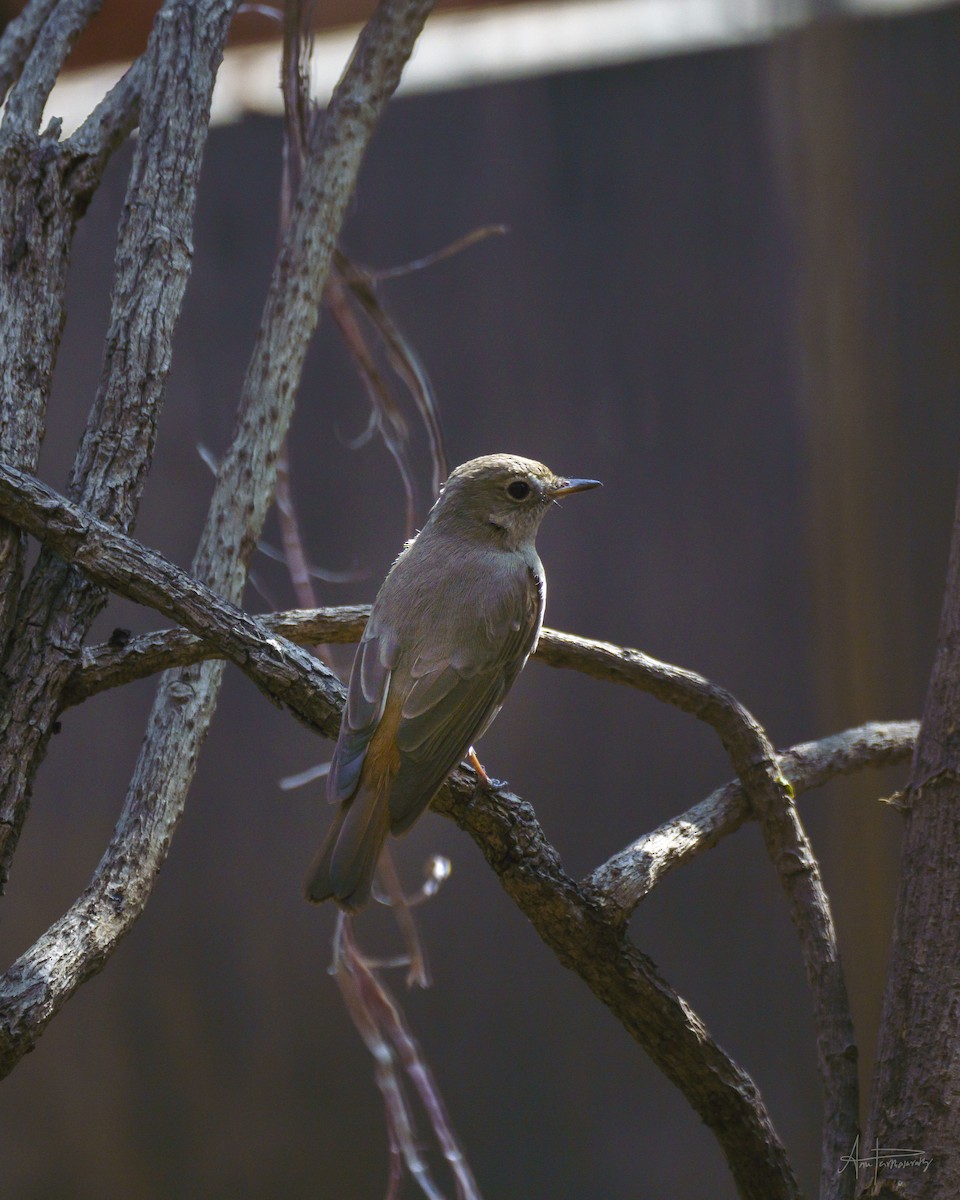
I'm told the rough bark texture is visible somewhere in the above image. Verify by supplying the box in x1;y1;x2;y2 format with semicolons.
0;0;110;655
0;0;437;1082
0;463;345;735
433;772;802;1200
864;476;960;1198
588;722;916;922
0;0;233;891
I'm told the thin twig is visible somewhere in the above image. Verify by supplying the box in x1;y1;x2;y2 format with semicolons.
368;224;508;281
326;274;419;539
375;846;431;988
334;248;448;501
366;965;483;1200
336;919;483;1200
276;22;462;1187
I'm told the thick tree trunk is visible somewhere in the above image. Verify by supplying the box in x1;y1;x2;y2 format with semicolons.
864;471;960;1198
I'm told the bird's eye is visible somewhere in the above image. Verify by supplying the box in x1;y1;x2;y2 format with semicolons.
506;479;532;501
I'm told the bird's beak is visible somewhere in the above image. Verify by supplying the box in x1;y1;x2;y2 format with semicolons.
549;477;602;497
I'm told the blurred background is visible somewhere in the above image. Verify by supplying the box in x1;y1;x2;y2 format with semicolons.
1;0;959;1195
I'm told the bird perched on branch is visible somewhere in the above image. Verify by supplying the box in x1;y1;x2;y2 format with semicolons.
305;453;600;911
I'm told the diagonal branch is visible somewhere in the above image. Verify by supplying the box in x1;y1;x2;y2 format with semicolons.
432;769;800;1200
0;462;343;734
0;462;915;879
586;720;917;921
0;0;103;137
539;633;860;1197
0;0;239;893
63;56;148;190
64;605;368;705
0;0;437;1083
0;459;912;857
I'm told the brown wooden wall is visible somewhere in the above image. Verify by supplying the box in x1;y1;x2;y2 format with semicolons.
1;6;959;1197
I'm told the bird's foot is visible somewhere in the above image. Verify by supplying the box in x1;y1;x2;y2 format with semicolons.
468;746;505;791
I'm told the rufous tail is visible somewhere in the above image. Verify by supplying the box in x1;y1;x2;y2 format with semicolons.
303;783;391;912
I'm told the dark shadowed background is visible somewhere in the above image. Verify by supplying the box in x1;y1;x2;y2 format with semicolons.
1;2;959;1196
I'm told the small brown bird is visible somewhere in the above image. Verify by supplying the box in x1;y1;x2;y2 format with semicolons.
305;453;600;911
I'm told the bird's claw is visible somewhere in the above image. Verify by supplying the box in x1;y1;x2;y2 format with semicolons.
465;746;506;791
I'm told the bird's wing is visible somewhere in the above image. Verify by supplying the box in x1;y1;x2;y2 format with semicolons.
388;566;543;833
327;621;397;805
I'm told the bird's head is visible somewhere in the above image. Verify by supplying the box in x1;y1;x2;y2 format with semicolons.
427;453;600;550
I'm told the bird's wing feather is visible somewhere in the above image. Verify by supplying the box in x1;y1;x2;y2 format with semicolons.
388;566;543;832
327;625;396;805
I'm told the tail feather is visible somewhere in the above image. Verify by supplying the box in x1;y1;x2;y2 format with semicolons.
304;783;391;911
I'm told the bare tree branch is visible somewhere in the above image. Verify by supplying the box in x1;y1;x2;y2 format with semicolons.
0;0;58;103
61;605;367;705
432;767;801;1200
0;0;103;135
587;720;917;922
0;0;238;893
0;2;927;1194
0;0;106;660
0;9;144;663
866;475;960;1195
538;631;860;1194
0;461;343;735
0;458;914;868
333;247;448;506
0;0;436;1083
65;56;147;174
335;917;482;1200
